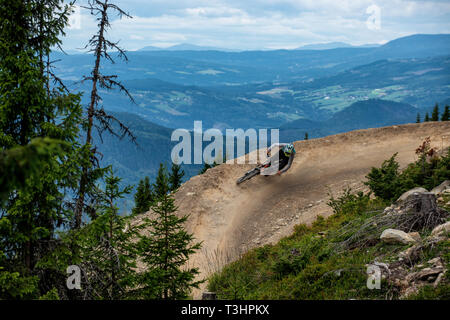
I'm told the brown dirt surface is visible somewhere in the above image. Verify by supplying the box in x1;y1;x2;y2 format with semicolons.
138;122;450;298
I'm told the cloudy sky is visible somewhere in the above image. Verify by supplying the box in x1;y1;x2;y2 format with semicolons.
63;0;450;51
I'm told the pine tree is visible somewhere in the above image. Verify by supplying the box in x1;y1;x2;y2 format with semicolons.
0;0;84;299
304;132;309;140
416;113;421;123
136;177;202;299
154;163;170;199
441;105;450;121
431;103;439;121
169;163;185;192
75;170;142;299
133;176;153;214
424;112;430;122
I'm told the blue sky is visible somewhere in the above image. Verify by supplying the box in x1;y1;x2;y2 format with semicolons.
63;0;450;51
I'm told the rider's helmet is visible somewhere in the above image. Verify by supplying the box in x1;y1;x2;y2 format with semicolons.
282;143;295;157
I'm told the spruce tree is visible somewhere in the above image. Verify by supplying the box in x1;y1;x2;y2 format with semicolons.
424;112;430;122
154;163;170;199
133;176;153;214
416;113;421;123
169;163;185;192
75;170;142;299
441;105;449;121
431;103;439;121
304;132;309;140
136;177;202;299
0;0;84;298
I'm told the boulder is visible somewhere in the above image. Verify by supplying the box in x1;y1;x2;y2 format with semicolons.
380;229;418;244
430;180;450;195
396;187;428;203
431;221;450;237
407;232;421;243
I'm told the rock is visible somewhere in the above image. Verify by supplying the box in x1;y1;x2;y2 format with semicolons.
430;180;450;195
433;273;444;288
427;257;443;267
431;221;450;237
396;187;428;202
380;229;418;244
407;232;421;243
414;266;444;281
383;204;395;214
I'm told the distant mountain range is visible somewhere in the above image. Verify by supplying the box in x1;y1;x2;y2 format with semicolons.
65;54;449;130
139;43;239;52
54;34;450;86
279;99;419;141
295;42;380;50
139;42;380;52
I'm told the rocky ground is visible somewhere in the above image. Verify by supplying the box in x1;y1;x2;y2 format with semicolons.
369;180;450;298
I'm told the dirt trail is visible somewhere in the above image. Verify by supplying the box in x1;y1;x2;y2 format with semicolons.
142;122;450;298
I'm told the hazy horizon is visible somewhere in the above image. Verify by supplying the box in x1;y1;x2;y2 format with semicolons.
63;0;450;52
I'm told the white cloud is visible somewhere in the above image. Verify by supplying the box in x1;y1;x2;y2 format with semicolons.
61;0;450;51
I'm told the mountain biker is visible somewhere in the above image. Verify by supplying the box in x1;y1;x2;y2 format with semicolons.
262;143;296;175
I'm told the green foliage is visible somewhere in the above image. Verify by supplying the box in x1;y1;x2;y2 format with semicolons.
74;170;139;299
431;103;439;121
0;267;39;299
133;176;153;215
327;188;371;216
39;288;60;300
169;163;185;192
442;105;450;121
0;138;68;200
424;112;430;122
0;0;87;299
304;132;309;140
154;163;170;199
364;153;404;201
365;144;450;202
135;169;202;299
416;113;421;123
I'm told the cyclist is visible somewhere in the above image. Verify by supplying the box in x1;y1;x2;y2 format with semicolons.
262;143;296;175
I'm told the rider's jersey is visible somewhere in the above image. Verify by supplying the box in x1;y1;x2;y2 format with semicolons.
267;143;296;173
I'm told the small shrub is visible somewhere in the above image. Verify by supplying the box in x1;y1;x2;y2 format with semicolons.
327;187;371;216
365;141;450;202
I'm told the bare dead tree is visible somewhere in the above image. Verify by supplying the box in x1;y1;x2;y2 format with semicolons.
74;0;137;229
